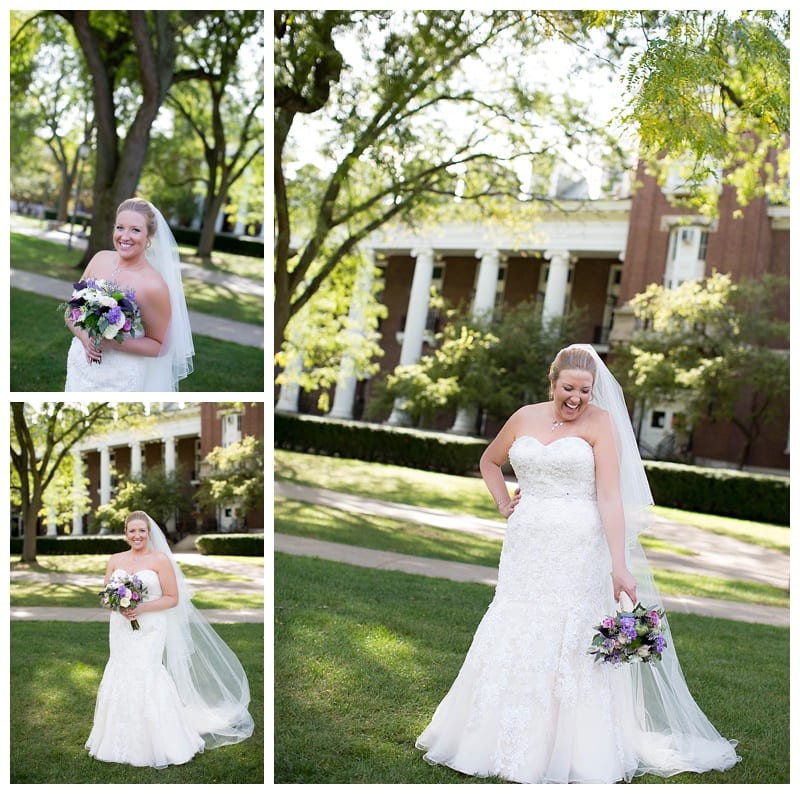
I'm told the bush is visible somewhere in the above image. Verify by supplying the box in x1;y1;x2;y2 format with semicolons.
644;460;789;526
10;535;128;556
274;412;486;475
194;533;265;556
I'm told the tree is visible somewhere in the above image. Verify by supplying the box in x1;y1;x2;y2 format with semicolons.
10;402;117;562
621;271;789;468
166;11;264;259
197;436;264;528
275;9;789;359
92;464;194;537
613;9;789;213
274;10;626;355
370;299;584;429
54;10;211;266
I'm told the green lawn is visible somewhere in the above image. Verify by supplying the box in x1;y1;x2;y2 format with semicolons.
274;553;788;783
11;288;264;391
274;498;788;609
274;449;790;551
11;227;264;324
10;621;264;784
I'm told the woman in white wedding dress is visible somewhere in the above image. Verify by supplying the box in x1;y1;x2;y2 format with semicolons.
64;198;194;392
416;344;739;783
86;511;254;768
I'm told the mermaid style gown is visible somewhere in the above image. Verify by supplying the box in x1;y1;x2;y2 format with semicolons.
85;569;205;767
416;435;739;783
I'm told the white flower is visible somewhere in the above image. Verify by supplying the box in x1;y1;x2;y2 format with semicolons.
637;646;650;658
119;597;131;608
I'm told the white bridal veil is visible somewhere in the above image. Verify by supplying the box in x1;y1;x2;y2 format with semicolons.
571;344;739;775
142;203;195;391
144;513;254;749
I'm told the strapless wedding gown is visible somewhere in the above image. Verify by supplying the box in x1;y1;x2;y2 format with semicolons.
416;435;739;783
65;337;147;392
85;569;205;767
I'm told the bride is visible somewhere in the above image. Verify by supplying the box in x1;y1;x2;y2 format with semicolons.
85;511;254;767
64;198;194;392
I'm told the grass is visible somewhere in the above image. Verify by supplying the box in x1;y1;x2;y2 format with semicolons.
274;449;790;551
274;553;789;783
11;226;264;324
274;498;789;609
11;288;264;392
10;621;264;784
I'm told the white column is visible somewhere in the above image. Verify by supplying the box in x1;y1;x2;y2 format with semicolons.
164;435;176;474
472;248;500;320
275;351;302;413
72;450;84;535
46;503;58;536
130;441;143;477
99;446;111;507
542;249;572;325
449;249;501;435
163;436;177;537
387;247;436;425
330;252;376;419
386;248;433;425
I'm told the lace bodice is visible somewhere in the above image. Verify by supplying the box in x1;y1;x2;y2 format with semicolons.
509;435;596;502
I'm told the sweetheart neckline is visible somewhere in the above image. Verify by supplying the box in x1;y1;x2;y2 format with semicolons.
112;567;157;576
511;434;592;450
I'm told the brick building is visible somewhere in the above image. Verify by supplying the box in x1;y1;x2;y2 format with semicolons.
66;402;265;535
277;162;789;473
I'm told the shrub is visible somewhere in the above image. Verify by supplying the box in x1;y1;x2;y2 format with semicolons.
644;461;789;526
274;412;486;475
194;533;265;556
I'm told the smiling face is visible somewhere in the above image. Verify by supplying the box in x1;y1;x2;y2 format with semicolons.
113;209;150;262
125;518;150;552
551;368;594;423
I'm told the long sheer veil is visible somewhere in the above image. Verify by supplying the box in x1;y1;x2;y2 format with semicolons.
144;513;254;749
569;344;739;774
142;203;194;391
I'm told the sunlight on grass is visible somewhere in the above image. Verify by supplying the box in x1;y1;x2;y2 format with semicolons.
653;569;788;608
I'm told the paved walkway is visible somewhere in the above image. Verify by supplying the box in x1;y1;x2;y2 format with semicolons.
10;541;265;624
274;482;790;627
10;217;264;349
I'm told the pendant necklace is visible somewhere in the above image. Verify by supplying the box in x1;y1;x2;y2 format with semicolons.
551;417;564;432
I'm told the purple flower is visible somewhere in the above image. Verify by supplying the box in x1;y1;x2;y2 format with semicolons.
601;616;616;630
654;635;667;653
106;305;122;325
620;616;637;640
648;610;661;627
70;308;82;322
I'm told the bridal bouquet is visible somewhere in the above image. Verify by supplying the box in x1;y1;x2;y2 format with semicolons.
100;573;148;630
588;601;667;666
62;278;145;360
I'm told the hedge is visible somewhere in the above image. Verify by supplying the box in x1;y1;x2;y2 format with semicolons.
194;533;265;556
643;460;789;526
10;533;266;557
274;411;486;475
275;412;789;526
10;535;128;556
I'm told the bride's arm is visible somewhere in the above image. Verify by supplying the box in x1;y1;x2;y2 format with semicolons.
593;411;637;604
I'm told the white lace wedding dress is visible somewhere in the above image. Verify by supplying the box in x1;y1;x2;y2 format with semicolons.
65;338;148;392
416;435;739;783
85;569;205;767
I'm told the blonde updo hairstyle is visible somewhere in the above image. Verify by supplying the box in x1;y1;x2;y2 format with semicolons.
116;198;157;238
548;346;597;399
125;510;151;533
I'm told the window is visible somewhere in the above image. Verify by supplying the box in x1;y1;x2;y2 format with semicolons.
652;411;666;429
